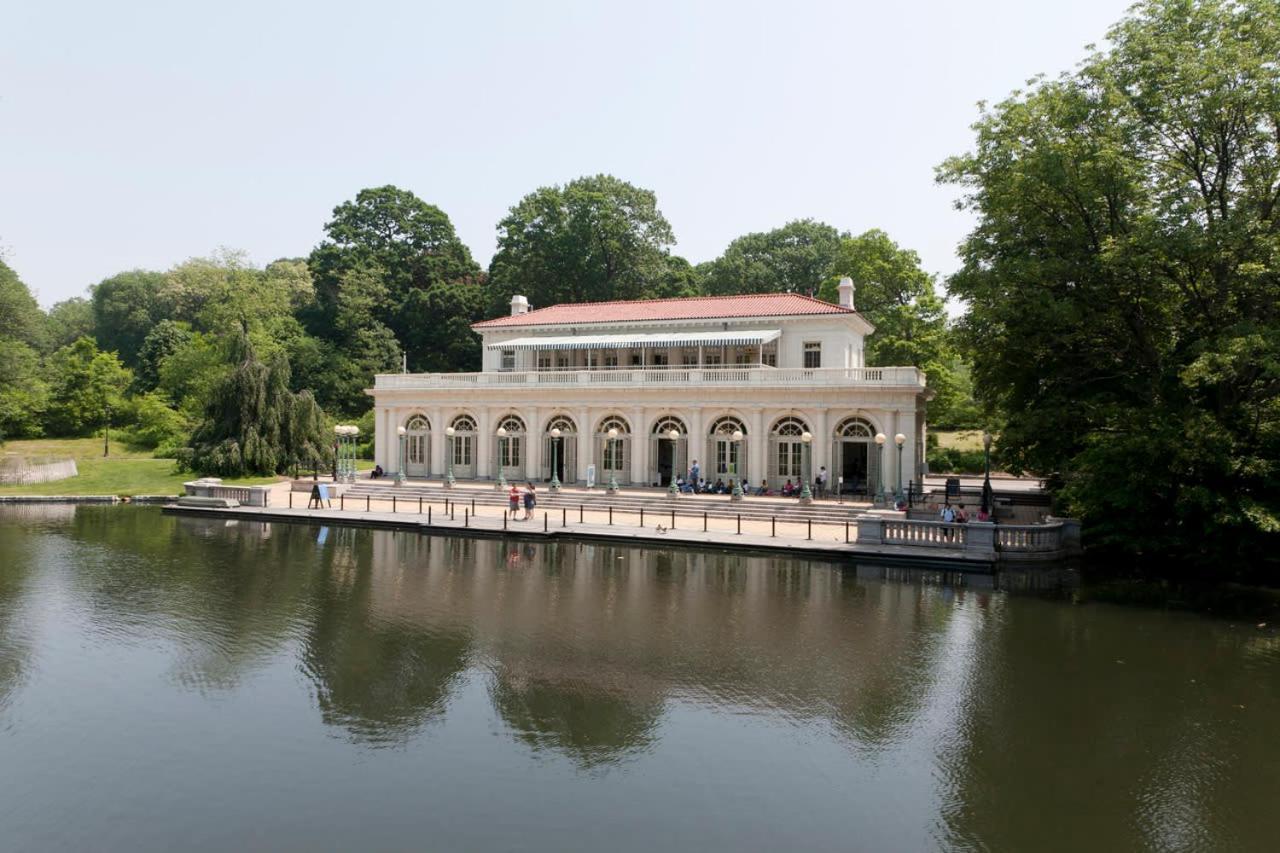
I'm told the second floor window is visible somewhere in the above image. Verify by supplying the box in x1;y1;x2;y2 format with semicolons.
804;342;822;369
500;349;515;371
603;353;619;368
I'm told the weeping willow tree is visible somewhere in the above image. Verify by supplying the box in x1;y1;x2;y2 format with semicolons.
185;331;328;476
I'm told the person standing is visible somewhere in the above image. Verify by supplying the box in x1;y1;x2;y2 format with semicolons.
522;482;537;520
508;484;520;517
689;459;700;493
816;466;827;499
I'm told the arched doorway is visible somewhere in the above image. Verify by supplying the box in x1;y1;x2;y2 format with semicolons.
403;414;430;477
649;415;688;486
542;414;577;484
448;414;477;479
769;415;810;490
495;414;527;483
707;415;748;488
595;415;631;486
833;416;878;496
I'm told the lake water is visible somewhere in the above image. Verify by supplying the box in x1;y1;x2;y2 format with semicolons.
1;506;1276;852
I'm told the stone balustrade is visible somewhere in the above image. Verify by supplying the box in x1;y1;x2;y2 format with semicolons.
856;514;1079;562
183;479;271;507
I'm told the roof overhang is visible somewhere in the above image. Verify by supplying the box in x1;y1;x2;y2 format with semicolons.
485;329;782;351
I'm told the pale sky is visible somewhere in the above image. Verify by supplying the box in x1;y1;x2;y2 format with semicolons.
1;0;1134;307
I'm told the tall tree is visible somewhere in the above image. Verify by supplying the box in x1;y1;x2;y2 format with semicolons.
133;319;193;394
0;339;48;439
817;230;968;426
44;337;131;437
309;186;481;383
45;297;95;350
0;259;48;351
487;175;676;313
938;0;1280;578
184;331;326;476
90;270;167;365
701;219;844;296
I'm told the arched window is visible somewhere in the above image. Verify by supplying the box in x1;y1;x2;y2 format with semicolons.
496;414;525;434
545;414;576;434
450;414;477;433
447;414;477;475
708;415;747;436
596;415;631;482
771;416;809;436
405;414;430;432
597;415;630;435
835;417;874;438
651;415;687;435
404;414;430;473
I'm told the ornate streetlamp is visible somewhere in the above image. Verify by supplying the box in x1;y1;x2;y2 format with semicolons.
981;430;994;517
550;426;562;491
799;430;814;504
730;430;744;501
667;428;681;496
395;425;406;486
606;427;619;494
874;433;887;504
444;425;456;489
894;432;906;503
495;426;508;490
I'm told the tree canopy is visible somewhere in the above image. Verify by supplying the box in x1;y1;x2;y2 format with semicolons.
487;174;678;313
702;219;845;296
939;0;1280;578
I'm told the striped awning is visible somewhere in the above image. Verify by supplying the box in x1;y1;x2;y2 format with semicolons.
486;329;781;351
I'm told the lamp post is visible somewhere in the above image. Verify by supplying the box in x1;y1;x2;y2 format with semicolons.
981;430;994;517
103;403;111;458
444;426;456;488
894;432;906;504
550;427;562;491
395;425;406;486
606;427;619;494
496;426;508;490
875;433;887;504
799;431;813;504
730;430;744;501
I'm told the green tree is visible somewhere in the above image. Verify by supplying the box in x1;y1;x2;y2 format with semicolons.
0;339;48;439
817;230;971;427
185;332;327;476
701;219;845;296
487;174;676;313
938;0;1280;578
133;319;194;394
309;186;480;368
45;297;95;350
90;270;167;365
44;337;132;437
0;259;48;351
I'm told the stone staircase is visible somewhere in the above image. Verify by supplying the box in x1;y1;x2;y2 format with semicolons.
344;480;870;523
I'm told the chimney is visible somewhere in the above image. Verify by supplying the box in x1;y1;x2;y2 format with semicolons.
510;294;529;316
837;277;855;309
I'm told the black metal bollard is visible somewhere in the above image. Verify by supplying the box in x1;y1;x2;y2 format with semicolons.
845;521;849;543
366;495;370;512
808;519;812;541
703;512;707;532
772;516;776;537
562;507;566;528
640;508;644;528
465;508;469;527
737;514;741;535
419;496;423;514
503;510;508;531
671;509;675;529
428;506;432;524
544;512;548;533
609;506;613;526
341;494;345;511
393;495;396;513
579;504;584;524
289;491;293;508
471;498;475;514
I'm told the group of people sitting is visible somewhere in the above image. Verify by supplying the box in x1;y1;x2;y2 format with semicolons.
670;460;830;498
939;502;991;523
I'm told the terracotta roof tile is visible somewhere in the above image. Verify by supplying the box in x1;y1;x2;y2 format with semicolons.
473;293;853;328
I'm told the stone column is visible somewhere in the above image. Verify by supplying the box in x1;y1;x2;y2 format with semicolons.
524;406;541;483
376;407;390;472
476;408;492;480
631;406;647;485
813;407;829;493
577;406;591;485
748;408;764;488
688;407;704;483
431;406;445;477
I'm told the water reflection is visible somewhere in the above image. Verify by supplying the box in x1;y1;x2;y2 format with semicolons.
1;506;1276;852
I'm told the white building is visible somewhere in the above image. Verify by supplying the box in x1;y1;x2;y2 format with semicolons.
369;281;928;496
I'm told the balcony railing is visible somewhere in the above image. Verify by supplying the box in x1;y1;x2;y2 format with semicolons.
374;366;926;391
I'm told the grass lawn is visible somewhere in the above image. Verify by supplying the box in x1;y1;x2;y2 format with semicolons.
931;430;988;451
0;438;280;496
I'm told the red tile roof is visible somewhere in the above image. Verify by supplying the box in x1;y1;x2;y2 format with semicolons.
473;293;855;328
